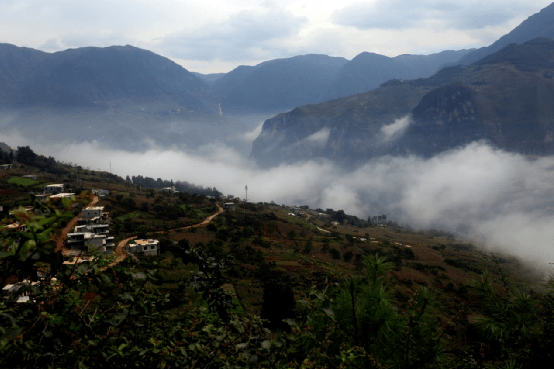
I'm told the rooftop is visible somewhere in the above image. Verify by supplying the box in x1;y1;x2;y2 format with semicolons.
134;239;159;245
84;206;105;211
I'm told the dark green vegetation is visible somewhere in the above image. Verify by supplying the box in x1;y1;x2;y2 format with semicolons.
2;157;554;368
252;38;554;166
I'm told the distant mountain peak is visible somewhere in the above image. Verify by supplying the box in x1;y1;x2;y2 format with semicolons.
459;2;554;65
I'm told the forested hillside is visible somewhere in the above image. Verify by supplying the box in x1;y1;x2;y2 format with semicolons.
1;152;553;368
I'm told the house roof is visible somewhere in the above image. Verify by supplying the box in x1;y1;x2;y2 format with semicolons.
134;239;159;245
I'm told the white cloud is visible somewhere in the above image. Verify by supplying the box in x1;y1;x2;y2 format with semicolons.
2;0;551;73
380;115;412;142
159;4;308;62
241;122;265;141
331;0;541;31
305;128;330;147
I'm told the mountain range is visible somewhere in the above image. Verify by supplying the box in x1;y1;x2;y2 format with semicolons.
0;44;215;112
251;38;554;167
1;3;554;162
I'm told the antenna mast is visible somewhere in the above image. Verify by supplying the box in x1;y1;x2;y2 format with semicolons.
245;185;248;202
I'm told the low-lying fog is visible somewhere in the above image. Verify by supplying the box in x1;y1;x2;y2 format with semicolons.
2;119;554;269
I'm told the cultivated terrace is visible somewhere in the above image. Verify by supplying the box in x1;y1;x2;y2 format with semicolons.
1;149;553;368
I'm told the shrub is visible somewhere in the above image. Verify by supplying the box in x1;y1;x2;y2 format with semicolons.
329;248;340;260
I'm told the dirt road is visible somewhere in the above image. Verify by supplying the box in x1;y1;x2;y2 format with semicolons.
157;204;224;234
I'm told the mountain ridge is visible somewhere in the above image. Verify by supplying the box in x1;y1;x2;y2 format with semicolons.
251;38;554;167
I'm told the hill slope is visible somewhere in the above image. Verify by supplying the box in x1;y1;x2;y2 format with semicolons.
0;44;216;112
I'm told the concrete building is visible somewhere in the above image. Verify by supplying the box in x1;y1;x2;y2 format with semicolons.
44;184;64;194
79;206;109;224
49;193;75;201
224;202;235;212
0;164;12;170
67;232;115;254
128;239;160;256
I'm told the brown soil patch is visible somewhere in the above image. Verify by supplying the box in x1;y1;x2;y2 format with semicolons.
0;189;23;197
394;267;433;286
410;243;444;262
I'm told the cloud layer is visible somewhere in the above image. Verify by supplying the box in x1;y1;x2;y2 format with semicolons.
2;125;553;268
1;0;552;73
332;0;534;31
160;4;308;62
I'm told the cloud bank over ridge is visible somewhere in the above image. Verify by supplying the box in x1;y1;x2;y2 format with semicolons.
2;127;553;267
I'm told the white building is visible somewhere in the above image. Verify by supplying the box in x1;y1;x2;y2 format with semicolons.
48;193;75;200
44;184;64;194
128;239;160;256
67;232;115;254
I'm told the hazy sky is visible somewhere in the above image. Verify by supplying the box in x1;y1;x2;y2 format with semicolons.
1;0;552;73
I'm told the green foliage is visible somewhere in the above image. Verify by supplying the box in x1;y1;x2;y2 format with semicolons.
7;177;39;187
4;196;554;368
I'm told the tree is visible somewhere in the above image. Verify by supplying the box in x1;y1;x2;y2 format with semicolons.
343;250;354;262
329;248;340;260
15;146;37;165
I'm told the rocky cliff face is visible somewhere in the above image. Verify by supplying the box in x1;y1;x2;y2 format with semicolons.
250;83;432;167
251;39;554;167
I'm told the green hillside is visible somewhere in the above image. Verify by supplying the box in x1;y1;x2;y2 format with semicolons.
1;151;553;368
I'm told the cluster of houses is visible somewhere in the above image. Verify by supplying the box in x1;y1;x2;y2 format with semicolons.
66;205;115;254
65;204;160;257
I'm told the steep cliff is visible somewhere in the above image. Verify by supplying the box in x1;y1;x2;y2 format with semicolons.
251;39;554;167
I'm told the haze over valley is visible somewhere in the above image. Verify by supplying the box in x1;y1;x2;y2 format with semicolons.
2;1;554;267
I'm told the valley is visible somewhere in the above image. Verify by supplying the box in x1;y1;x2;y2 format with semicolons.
2;2;554;367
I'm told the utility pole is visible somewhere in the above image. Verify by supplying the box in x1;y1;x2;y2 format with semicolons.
245;185;248;202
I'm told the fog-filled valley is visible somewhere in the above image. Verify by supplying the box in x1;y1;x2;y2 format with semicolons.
2;119;554;269
6;2;554;368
